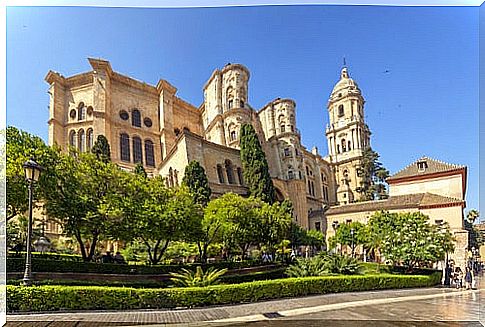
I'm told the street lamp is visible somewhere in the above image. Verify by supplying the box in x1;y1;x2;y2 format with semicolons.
332;221;339;254
350;228;355;258
22;159;43;286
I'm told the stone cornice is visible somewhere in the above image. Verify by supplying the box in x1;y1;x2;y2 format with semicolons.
88;58;113;76
203;69;221;90
258;98;296;113
45;71;66;85
156;79;177;95
221;63;250;79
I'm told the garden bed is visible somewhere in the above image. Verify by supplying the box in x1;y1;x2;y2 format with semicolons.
7;272;442;312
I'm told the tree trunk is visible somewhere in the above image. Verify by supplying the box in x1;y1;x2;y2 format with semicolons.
155;240;170;264
87;232;99;262
74;230;88;262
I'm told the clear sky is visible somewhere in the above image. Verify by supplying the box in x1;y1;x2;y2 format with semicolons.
6;5;479;211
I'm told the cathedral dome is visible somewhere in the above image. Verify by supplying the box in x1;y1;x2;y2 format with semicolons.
331;67;361;97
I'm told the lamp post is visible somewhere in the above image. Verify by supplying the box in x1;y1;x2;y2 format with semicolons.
22;159;43;286
350;228;355;258
332;221;339;254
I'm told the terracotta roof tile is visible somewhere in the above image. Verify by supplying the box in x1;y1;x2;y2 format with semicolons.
387;156;464;181
326;193;463;215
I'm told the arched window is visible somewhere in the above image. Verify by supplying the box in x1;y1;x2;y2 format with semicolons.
338;105;344;117
120;133;130;162
145;140;155;167
280;124;285;133
78;103;86;121
228;100;233;109
348;140;352;151
86;129;94;150
69;130;76;147
237;167;244;185
337;145;340;154
284;148;290;157
78;129;85;152
133;136;143;164
230;130;237;141
132;109;141;127
341;139;347;152
217;164;225;183
240;100;245;108
308;180;312;194
288;170;294;179
225;160;235;184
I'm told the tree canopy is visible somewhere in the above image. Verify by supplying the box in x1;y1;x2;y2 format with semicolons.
91;135;111;163
356;146;389;201
182;160;212;207
239;123;276;204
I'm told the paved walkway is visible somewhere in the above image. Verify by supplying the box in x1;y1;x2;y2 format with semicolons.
7;287;483;326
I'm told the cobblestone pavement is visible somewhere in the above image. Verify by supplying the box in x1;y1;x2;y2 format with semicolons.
7;287;483;326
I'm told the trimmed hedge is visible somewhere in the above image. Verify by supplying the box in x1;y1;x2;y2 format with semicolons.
7;272;441;312
8;252;83;262
6;267;287;288
7;257;275;275
359;263;439;276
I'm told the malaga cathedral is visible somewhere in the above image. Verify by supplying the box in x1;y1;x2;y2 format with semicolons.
44;58;469;267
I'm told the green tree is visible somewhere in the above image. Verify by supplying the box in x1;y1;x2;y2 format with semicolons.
259;199;293;256
205;193;263;260
239;123;276;204
200;195;233;263
329;221;366;256
109;174;201;265
365;211;400;261
43;150;122;261
6;126;56;221
356;146;390;201
182;160;212;207
465;209;482;250
466;209;480;224
305;229;326;254
379;212;455;271
134;163;147;178
91;135;111;163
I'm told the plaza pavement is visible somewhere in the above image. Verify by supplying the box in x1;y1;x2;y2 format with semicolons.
6;285;484;326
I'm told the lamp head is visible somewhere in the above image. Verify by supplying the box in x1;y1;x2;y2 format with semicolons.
23;159;44;182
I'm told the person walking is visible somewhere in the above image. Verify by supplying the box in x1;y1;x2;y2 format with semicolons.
465;267;473;290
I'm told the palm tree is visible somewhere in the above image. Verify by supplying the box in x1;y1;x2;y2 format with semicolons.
467;209;480;224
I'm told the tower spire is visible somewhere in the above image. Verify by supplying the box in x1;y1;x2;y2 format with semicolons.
343;57;347;67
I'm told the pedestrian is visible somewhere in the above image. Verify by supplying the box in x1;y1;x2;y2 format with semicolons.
454;267;462;289
444;263;452;287
464;267;473;290
114;251;126;264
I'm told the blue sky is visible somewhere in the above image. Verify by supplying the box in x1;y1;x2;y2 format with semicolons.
6;5;479;211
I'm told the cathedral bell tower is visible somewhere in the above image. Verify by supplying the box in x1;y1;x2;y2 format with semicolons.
325;66;370;204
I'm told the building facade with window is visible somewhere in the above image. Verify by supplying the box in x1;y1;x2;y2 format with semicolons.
46;58;468;265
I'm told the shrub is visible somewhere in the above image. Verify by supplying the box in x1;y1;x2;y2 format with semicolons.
8;252;83;262
7;257;273;275
7;272;442;312
321;253;361;275
170;267;228;287
7;268;287;288
286;257;327;277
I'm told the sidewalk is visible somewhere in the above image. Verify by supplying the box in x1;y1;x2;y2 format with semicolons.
6;287;477;326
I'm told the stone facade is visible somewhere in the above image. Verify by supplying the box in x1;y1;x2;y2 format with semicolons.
45;58;468;263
